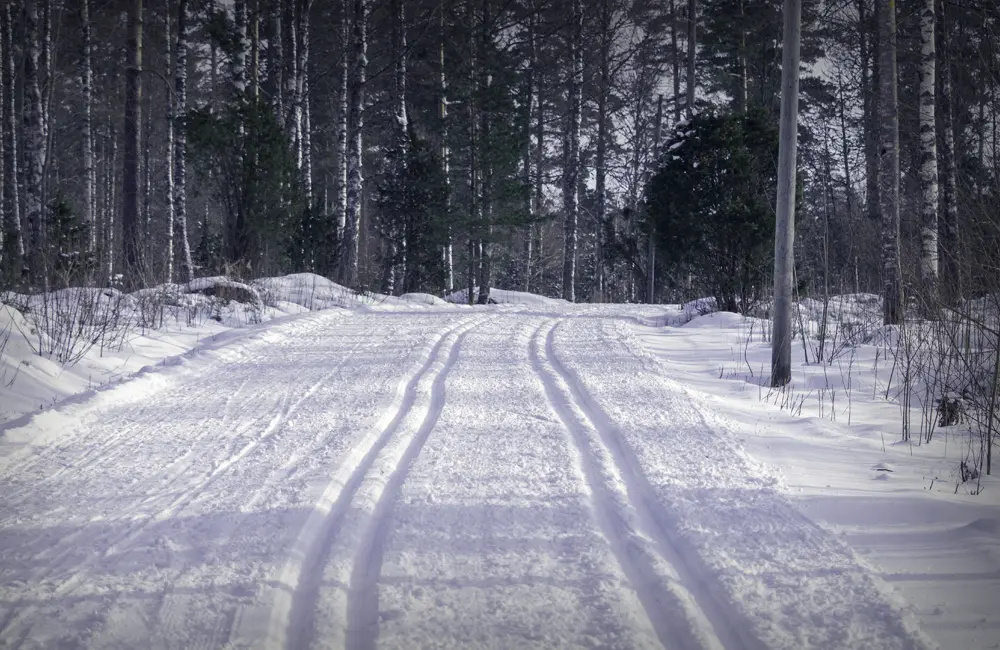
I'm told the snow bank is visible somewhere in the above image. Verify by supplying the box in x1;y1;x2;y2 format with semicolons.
445;287;568;306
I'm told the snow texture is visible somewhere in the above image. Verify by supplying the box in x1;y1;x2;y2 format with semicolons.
0;291;995;649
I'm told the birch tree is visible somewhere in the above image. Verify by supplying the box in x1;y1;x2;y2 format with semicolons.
335;0;348;266
23;0;46;283
771;0;801;387
878;0;902;325
174;0;194;282
918;0;938;310
686;0;697;117
81;0;96;255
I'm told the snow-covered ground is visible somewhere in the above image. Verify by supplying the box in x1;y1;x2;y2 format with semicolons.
0;282;997;649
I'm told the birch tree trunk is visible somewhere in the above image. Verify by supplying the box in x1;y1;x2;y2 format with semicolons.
878;0;903;325
686;0;697;118
335;0;348;270
860;0;880;224
476;0;494;305
561;0;582;302
233;0;248;97
164;3;175;282
282;0;299;159
298;0;313;201
771;0;801;387
342;0;368;287
672;0;681;125
918;0;938;311
439;2;453;293
122;0;145;288
174;0;193;282
81;0;96;256
521;1;536;294
23;0;46;283
0;5;21;280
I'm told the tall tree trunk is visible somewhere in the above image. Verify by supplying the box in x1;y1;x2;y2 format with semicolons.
233;0;248;97
122;0;145;288
594;0;611;303
937;0;959;301
164;3;175;282
467;0;480;305
477;0;493;305
24;0;46;284
81;0;95;257
918;0;938;311
174;0;193;282
878;0;902;325
268;2;284;123
105;117;117;285
860;0;880;225
686;0;697;118
771;0;801;387
521;0;536;294
335;0;348;273
342;0;367;287
561;0;582;302
439;2;453;293
297;0;313;200
533;55;545;296
647;94;663;304
672;0;681;125
282;0;299;158
1;5;21;281
250;0;260;101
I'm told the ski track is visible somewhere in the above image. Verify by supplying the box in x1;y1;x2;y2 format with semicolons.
267;316;485;650
536;319;758;650
0;307;943;650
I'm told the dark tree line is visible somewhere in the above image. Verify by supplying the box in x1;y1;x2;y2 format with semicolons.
0;0;996;314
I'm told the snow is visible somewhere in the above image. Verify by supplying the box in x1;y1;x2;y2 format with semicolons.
445;286;570;306
0;287;997;649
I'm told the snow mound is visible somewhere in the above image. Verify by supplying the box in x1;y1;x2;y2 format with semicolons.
252;273;365;311
682;311;748;329
399;293;449;306
446;287;568;306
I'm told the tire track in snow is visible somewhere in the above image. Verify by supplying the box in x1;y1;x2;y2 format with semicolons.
265;316;486;650
538;318;761;650
344;323;473;650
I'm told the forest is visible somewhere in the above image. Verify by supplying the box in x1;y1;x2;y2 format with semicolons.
0;0;996;314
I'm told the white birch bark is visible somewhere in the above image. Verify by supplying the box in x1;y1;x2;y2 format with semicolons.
174;0;194;282
165;3;175;282
23;0;46;280
335;0;348;265
82;0;96;254
918;0;938;306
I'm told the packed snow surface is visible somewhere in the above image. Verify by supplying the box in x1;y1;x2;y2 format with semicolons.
0;294;995;649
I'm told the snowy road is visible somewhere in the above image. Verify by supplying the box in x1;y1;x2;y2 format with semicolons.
0;308;936;649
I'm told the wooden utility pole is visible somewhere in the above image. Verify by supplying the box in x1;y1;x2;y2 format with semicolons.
771;0;801;387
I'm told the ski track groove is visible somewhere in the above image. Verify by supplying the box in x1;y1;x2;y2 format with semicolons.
345;325;473;650
540;318;760;650
269;315;486;650
0;317;370;640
